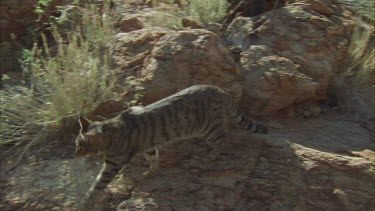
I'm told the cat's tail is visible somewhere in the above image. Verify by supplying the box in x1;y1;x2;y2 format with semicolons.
226;99;268;134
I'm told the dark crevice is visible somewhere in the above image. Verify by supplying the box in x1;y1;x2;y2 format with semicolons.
222;0;290;35
229;0;289;17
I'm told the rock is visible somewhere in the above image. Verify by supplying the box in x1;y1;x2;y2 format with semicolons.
239;45;319;115
2;116;374;211
2;0;374;210
120;17;144;32
118;7;183;30
333;189;353;210
224;1;355;115
268;120;287;129
257;139;374;211
181;18;203;29
110;27;168;78
294;101;322;118
92;99;125;118
117;195;158;210
350;150;375;163
144;0;154;7
111;28;242;106
201;176;237;189
258;157;270;170
307;0;334;15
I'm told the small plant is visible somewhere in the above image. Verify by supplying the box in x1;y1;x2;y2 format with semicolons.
346;0;375;81
53;3;115;50
34;0;53;23
350;25;374;67
337;0;375;22
149;10;184;29
148;0;228;29
34;0;52;14
186;0;229;26
0;2;116;150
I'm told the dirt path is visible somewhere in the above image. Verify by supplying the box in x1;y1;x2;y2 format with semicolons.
1;112;374;210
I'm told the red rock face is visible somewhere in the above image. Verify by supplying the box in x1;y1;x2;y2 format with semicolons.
110;28;243;107
224;1;357;115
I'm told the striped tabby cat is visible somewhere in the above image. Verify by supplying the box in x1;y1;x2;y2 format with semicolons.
75;85;268;209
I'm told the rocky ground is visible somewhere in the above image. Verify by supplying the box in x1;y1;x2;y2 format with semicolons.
0;0;374;210
0;109;374;210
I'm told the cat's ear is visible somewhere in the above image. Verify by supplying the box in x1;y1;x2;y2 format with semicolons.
78;116;92;133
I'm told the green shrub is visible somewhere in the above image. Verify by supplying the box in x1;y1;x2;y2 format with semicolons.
54;3;114;51
346;0;375;82
149;10;184;29
186;0;229;26
0;86;54;146
337;0;375;22
350;25;374;68
148;0;229;29
0;2;116;147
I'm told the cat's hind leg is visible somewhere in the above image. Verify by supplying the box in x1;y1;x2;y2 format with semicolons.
203;131;231;163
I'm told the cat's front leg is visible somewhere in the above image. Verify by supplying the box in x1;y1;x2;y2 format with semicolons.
79;159;122;210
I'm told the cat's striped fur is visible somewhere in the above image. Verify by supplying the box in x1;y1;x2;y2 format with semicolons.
75;85;268;209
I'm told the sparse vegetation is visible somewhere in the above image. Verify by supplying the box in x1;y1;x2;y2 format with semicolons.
345;0;375;86
186;0;229;25
149;10;184;29
0;0;374;210
349;23;374;74
0;2;116;149
338;0;375;22
149;0;229;29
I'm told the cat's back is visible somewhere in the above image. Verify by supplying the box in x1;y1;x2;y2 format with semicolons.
143;85;227;111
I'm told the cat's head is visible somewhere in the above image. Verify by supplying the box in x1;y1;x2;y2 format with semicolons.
75;116;111;157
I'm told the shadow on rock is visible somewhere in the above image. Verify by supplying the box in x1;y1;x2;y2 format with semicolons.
108;129;374;210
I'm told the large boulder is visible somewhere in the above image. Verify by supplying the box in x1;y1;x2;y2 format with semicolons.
329;21;374;120
111;28;242;106
224;0;356;115
239;45;319;115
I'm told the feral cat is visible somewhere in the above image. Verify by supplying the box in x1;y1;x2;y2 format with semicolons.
75;85;268;209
